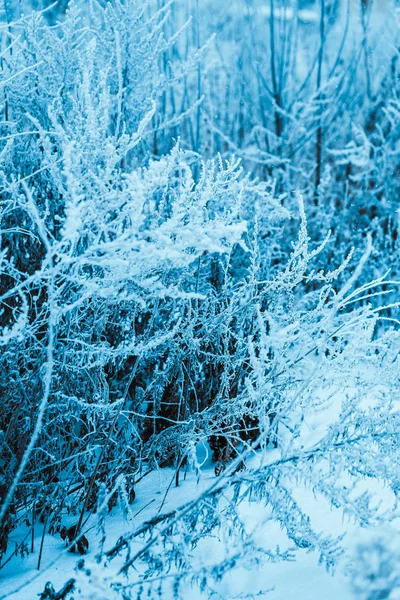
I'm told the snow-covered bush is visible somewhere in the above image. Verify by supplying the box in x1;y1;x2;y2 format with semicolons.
0;2;399;599
45;205;398;600
14;1;400;275
156;0;400;283
0;0;249;560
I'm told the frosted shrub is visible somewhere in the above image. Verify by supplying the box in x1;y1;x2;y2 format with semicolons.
0;2;399;600
0;141;249;553
0;1;248;561
73;212;400;599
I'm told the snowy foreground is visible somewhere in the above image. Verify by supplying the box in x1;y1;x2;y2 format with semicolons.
1;368;398;600
0;467;354;600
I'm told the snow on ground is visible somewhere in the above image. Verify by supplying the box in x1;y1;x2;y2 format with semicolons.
1;367;398;600
0;466;356;600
